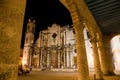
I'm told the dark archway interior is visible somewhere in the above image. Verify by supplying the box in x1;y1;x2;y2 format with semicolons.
21;0;73;49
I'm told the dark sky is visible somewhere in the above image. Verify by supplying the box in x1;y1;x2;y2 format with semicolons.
21;0;73;49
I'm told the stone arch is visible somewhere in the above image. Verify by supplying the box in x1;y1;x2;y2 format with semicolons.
109;34;120;72
100;33;120;75
60;0;104;80
60;0;115;79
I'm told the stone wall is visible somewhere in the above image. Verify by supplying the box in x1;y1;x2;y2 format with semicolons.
0;0;26;80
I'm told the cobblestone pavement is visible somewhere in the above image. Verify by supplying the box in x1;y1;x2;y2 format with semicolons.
18;70;120;80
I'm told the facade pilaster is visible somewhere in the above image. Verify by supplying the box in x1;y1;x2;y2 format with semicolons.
69;44;72;68
58;47;61;68
47;48;50;68
40;48;43;69
69;46;71;68
66;46;70;68
63;47;67;68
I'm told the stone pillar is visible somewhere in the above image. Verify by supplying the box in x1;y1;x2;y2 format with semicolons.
102;35;115;75
97;35;110;75
74;23;89;80
63;1;90;79
0;0;26;80
91;36;103;80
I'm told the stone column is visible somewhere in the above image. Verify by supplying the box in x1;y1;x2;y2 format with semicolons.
97;35;110;75
102;35;115;75
63;1;89;79
74;23;89;80
0;0;26;80
91;36;103;80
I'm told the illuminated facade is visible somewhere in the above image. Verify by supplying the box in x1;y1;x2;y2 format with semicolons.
22;18;36;67
31;23;94;70
33;24;77;69
111;35;120;71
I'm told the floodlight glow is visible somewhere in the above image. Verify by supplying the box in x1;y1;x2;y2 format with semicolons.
22;59;27;65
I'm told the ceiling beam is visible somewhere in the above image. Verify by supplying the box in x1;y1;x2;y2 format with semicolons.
90;5;120;14
88;0;119;9
94;9;120;17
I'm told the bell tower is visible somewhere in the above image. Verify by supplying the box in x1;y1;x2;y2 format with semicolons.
22;17;36;67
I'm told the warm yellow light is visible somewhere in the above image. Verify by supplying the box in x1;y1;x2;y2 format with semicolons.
22;59;27;65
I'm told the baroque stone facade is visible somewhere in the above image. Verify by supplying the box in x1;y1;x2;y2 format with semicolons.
22;21;94;70
33;24;77;69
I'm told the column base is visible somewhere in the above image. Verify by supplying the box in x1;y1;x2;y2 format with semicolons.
103;71;115;76
94;74;104;80
109;72;115;76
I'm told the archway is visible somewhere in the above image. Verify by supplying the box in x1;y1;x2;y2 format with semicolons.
21;0;104;80
111;35;120;72
60;0;103;80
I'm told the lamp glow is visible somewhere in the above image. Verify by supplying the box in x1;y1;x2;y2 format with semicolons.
22;59;27;65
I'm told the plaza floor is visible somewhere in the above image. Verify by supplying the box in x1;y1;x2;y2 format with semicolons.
18;69;120;80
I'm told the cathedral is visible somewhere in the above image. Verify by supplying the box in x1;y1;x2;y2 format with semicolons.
22;18;94;70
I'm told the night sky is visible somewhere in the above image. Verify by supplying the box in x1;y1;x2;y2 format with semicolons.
21;0;73;49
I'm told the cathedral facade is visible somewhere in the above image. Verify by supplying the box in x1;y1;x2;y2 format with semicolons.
22;19;94;70
33;24;77;69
